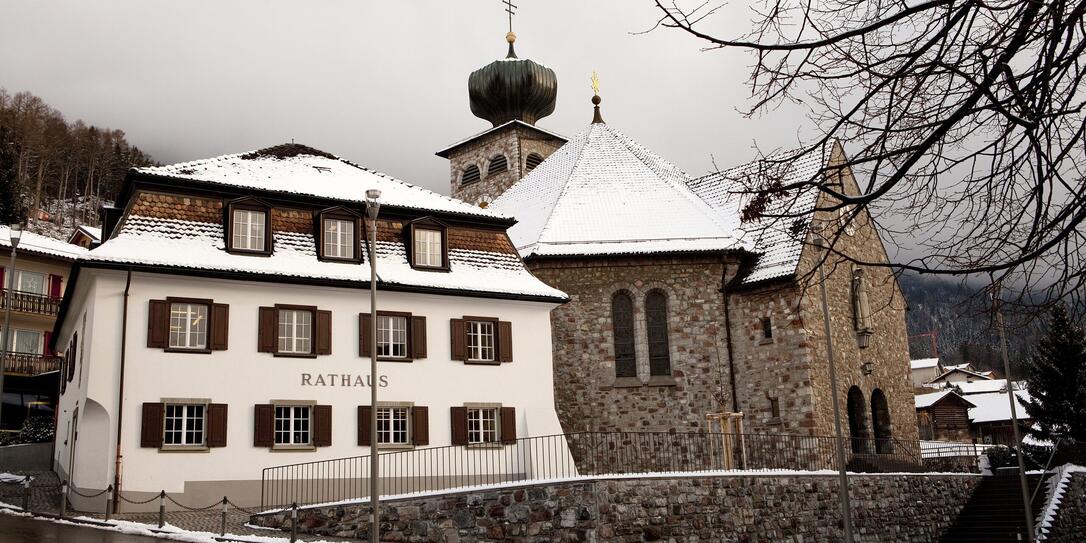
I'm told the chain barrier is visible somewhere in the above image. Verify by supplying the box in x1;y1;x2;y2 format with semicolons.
67;486;110;499
164;493;223;512
224;497;260;515
115;492;166;505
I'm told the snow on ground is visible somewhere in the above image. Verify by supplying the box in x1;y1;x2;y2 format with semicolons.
1037;464;1085;540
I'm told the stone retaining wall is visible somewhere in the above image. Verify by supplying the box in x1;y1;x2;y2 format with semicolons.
250;472;981;542
1046;472;1086;542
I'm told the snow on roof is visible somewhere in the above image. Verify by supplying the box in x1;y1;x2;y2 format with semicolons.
435;120;567;158
0;225;87;261
489;123;744;258
929;366;994;383
77;225;102;240
915;390;975;409
136;144;507;221
968;389;1032;424
687;145;830;285
954;379;1016;395
910;358;940;370
83;216;566;301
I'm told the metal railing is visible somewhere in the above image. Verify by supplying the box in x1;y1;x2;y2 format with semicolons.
2;353;62;376
260;431;944;510
0;289;60;316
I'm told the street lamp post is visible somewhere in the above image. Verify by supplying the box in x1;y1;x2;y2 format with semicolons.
812;230;855;543
0;223;23;432
364;190;381;543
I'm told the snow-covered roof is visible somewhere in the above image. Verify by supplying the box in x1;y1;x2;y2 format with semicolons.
77;225;102;240
954;379;1016;395
910;358;940;370
915;390;975;409
135;144;508;221
434;120;567;158
967;389;1032;424
83;216;566;301
0;225;87;261
489;123;744;258
687;145;829;284
929;366;994;383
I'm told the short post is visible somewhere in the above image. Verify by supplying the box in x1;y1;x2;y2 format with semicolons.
21;478;30;511
290;502;298;543
220;497;228;536
59;480;67;518
158;490;166;528
105;485;113;521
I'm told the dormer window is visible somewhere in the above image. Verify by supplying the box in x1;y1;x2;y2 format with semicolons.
225;197;273;255
406;218;449;271
316;207;361;262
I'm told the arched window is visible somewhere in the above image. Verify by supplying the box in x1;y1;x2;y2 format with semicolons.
611;291;636;378
871;389;893;454
487;155;508;176
645;290;671;377
846;386;871;454
461;164;481;185
525;153;544;172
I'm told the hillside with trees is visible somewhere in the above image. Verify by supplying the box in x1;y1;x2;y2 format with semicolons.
0;87;156;238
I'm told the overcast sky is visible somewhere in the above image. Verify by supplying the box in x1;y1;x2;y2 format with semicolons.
0;0;807;196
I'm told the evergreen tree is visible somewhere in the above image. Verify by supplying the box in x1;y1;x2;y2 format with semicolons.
1022;305;1086;457
0;125;25;224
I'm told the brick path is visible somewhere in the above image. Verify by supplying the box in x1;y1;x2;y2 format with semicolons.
0;470;349;542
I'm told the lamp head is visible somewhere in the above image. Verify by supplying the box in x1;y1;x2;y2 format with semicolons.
9;223;22;247
366;189;381;200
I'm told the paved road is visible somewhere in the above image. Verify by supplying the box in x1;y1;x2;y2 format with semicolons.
0;514;165;542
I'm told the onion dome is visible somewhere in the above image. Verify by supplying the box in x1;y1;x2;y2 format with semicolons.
468;33;558;127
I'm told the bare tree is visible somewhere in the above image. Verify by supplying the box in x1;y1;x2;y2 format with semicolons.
653;0;1086;311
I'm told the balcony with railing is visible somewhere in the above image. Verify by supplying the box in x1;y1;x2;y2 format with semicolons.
0;289;61;316
2;352;62;376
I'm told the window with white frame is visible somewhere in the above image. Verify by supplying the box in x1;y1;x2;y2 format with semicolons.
413;228;443;268
274;405;311;446
467;407;498;444
163;404;205;446
11;270;45;295
169;303;208;350
278;309;313;354
1;329;43;355
322;218;354;259
376;406;410;445
466;320;495;362
377;315;408;358
231;208;266;251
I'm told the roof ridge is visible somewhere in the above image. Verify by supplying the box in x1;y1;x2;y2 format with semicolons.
531;126;594;245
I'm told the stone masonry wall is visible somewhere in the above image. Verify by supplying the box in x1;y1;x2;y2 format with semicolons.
251;473;982;542
527;255;735;434
447;125;564;206
795;143;919;442
1046;472;1086;543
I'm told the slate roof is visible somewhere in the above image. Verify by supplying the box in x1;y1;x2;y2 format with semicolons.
688;145;830;285
136;143;507;221
488;123;744;258
0;226;87;261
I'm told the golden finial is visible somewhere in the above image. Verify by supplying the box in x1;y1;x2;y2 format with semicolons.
506;31;516;44
591;72;601;96
590;72;605;124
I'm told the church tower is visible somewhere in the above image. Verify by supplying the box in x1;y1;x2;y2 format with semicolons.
436;32;567;206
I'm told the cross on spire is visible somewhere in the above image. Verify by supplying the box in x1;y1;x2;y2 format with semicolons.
502;0;517;33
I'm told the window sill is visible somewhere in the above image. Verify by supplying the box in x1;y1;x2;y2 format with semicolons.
159;445;209;453
645;375;677;387
466;442;505;449
758;338;775;345
271;445;316;452
376;357;414;363
767;417;783;426
464;359;500;366
224;247;272;257
409;265;451;273
273;352;319;359
611;377;643;389
376;443;415;451
164;348;213;355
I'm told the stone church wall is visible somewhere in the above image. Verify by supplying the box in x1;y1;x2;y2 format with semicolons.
447;125;563;206
527;255;734;434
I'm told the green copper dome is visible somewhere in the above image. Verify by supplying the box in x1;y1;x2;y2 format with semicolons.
468;36;557;127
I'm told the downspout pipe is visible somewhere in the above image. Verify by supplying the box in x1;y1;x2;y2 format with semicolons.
113;268;132;510
719;263;740;414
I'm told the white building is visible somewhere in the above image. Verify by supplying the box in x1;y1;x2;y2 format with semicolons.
51;143;570;510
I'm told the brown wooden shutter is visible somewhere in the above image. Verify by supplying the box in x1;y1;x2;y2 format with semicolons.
498;321;513;362
410;316;427;359
412;406;429;446
147;300;169;348
66;334;77;382
313;404;332;446
500;407;517;444
140;402;164;448
359;313;373;358
258;307;277;353
206;403;228;447
316;310;332;355
358;406;372;446
450;319;466;361
210;304;229;351
254;404;274;447
450;407;468;446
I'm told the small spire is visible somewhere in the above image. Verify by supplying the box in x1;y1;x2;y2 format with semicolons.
590;72;605;124
506;31;517;59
